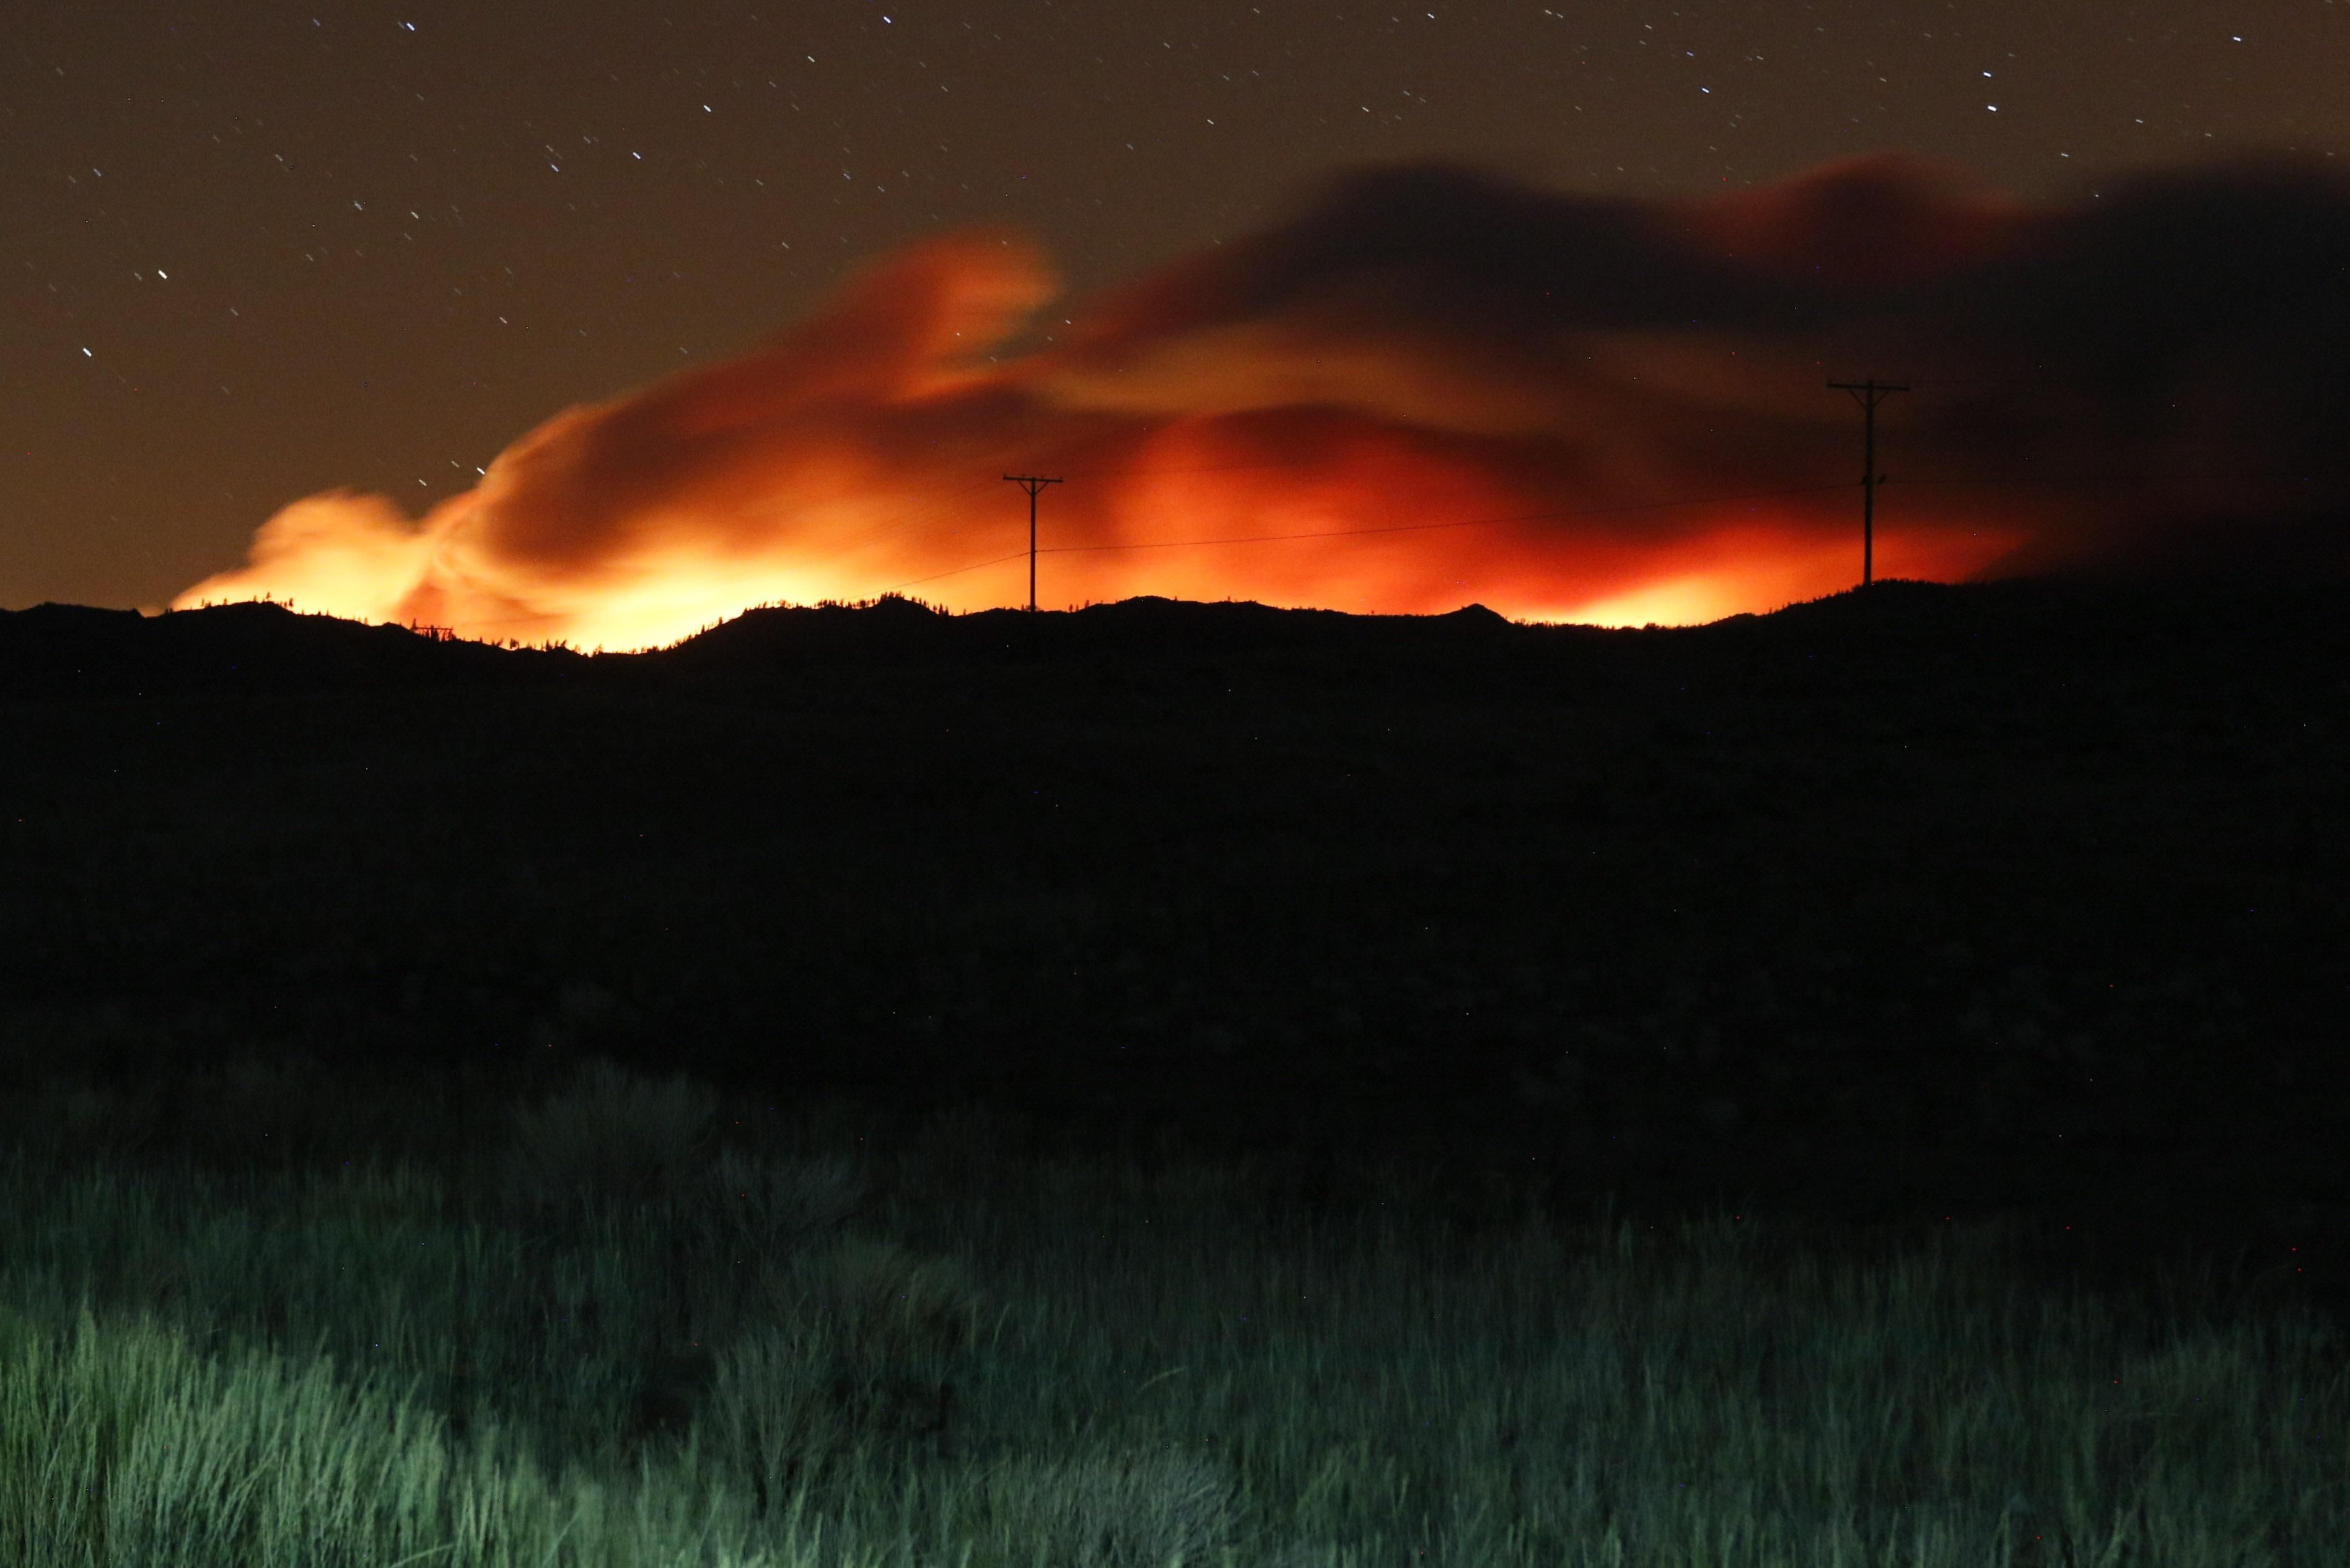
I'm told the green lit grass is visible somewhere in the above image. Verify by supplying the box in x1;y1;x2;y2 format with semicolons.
0;1059;2342;1567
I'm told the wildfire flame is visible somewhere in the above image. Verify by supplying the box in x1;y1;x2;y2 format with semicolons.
178;155;2350;649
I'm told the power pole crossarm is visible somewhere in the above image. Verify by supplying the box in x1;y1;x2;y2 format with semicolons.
1827;379;1909;587
1003;475;1063;616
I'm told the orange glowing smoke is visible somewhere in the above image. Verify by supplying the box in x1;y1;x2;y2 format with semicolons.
178;155;2350;649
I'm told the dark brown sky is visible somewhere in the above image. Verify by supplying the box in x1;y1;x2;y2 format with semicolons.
9;1;2346;611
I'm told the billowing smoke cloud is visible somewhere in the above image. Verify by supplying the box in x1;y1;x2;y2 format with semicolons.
180;155;2350;649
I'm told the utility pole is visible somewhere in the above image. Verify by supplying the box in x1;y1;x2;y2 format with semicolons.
1827;379;1909;587
1003;474;1063;617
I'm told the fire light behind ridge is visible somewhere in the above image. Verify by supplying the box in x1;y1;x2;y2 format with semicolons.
177;155;2346;647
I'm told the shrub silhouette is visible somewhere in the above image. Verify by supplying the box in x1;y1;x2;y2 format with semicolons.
706;1236;992;1509
497;1056;718;1221
761;1235;989;1364
699;1144;871;1253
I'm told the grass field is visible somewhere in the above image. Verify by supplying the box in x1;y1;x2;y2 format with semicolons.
1;1056;2344;1568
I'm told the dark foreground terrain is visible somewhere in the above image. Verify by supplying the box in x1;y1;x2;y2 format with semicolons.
4;576;2348;1321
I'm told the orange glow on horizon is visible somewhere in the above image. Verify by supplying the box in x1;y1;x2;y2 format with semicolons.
172;489;2027;648
170;370;2041;649
176;158;2329;649
1531;519;2027;628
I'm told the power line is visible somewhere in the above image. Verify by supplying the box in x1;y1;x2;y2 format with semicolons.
885;549;1034;593
368;439;2302;637
878;479;1854;594
1003;475;1063;616
499;462;2281;618
737;475;1000;558
1828;379;1910;588
1884;471;2260;489
1044;481;1855;556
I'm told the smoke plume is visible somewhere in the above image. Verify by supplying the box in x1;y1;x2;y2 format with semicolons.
178;155;2350;649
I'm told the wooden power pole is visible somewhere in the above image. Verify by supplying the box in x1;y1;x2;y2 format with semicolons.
1827;379;1908;587
1003;475;1063;616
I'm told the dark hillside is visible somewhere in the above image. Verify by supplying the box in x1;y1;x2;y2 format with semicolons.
5;577;2348;1318
0;600;581;697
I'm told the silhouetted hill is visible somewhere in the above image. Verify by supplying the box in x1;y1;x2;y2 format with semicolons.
7;572;2350;1317
10;577;2344;696
13;575;2343;699
655;593;1524;672
1;593;1530;693
0;600;581;698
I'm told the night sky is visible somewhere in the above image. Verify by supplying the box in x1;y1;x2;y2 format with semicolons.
10;2;2346;631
